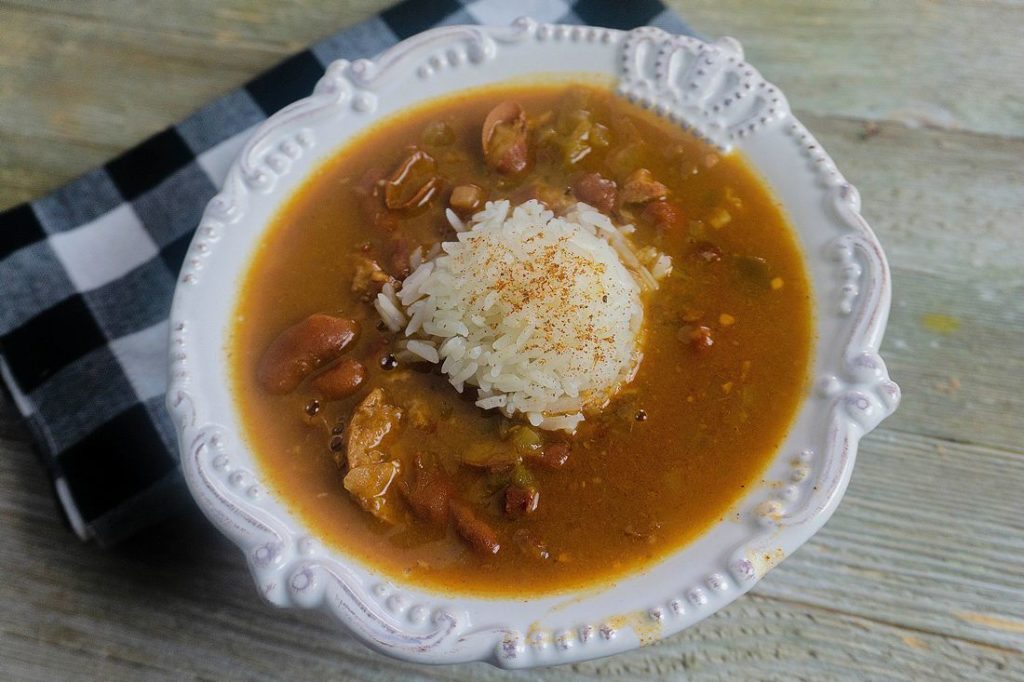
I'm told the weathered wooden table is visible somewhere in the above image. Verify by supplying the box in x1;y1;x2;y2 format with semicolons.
2;1;1021;679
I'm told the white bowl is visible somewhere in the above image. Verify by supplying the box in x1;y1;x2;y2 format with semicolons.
167;19;900;668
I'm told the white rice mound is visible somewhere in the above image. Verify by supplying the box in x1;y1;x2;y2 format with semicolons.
377;199;657;432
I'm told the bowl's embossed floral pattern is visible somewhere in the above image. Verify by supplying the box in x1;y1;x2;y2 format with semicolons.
168;19;899;668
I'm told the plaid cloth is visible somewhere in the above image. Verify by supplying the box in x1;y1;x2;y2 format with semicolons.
0;0;694;546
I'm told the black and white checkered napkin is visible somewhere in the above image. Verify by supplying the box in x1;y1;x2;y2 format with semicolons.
0;0;693;546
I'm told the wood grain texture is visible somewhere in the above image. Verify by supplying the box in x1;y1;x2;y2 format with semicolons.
0;0;393;206
680;0;1024;138
1;1;1022;679
795;114;1024;453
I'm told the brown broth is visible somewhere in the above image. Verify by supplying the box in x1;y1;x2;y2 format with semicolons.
230;83;814;596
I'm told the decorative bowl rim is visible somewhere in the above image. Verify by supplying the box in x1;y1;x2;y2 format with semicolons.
167;18;900;669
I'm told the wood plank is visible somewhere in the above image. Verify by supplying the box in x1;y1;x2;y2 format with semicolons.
754;428;1024;652
0;7;284;204
0;130;122;208
3;0;1024;208
3;0;394;48
798;115;1024;451
0;0;388;205
668;0;1024;137
804;114;1024;281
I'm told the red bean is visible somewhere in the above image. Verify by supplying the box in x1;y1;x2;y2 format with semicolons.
311;358;366;400
621;168;667;204
383;150;440;211
451;501;500;555
642;199;683;230
482;101;529;175
399;455;452;526
535;442;570;470
694;240;723;263
504;485;540;518
450;184;486;216
257;315;360;394
572;173;617;213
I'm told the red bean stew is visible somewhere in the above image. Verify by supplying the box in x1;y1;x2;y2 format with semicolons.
230;82;813;596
